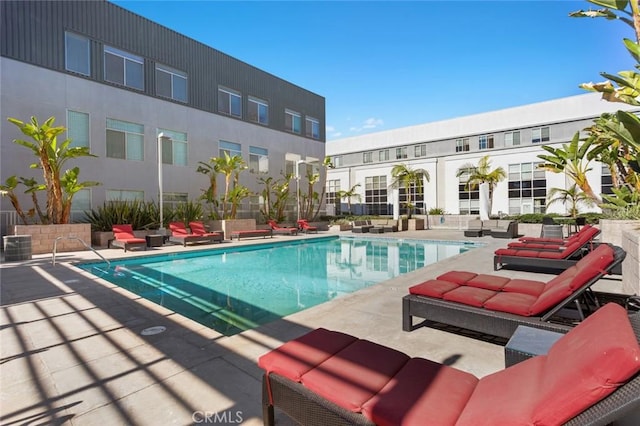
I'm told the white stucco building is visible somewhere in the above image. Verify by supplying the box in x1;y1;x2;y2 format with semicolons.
325;93;638;218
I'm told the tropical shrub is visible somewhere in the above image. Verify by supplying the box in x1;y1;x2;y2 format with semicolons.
82;200;169;231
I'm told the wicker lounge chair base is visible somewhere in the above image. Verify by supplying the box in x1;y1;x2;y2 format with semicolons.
230;230;272;240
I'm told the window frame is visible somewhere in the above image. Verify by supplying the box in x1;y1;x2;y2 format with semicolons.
415;144;427;157
363;152;373;164
156;64;188;102
104;45;144;90
285;109;302;134
248;96;269;125
218;87;242;118
157;128;188;166
249;146;269;174
531;126;550;143
65;31;90;76
305;116;320;139
106;118;144;161
67;110;90;148
455;138;470;152
505;131;520;147
219;140;242;158
478;134;494;150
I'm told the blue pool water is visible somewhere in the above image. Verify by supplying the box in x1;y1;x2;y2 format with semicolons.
78;236;481;336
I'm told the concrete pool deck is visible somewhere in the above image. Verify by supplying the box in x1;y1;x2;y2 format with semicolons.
0;229;626;425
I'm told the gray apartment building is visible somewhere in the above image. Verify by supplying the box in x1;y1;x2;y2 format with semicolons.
0;0;326;232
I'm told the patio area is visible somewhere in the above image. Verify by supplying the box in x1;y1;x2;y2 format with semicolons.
0;229;627;425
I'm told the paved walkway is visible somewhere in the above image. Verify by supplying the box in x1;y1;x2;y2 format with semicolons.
0;230;624;425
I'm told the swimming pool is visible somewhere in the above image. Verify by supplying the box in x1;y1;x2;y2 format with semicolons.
78;236;481;336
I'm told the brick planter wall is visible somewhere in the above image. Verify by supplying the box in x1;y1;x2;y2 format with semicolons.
13;223;91;254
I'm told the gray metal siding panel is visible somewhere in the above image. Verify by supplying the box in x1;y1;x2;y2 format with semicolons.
1;0;325;142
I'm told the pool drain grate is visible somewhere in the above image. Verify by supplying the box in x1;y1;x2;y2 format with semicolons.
141;326;166;336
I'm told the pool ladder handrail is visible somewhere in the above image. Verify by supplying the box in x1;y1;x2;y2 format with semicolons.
52;236;111;268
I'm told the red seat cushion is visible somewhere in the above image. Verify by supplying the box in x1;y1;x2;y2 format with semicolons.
301;339;410;412
442;287;496;307
258;328;357;382
501;279;545;296
481;292;538;316
362;358;478;426
436;271;477;284
465;274;511;291
409;280;459;298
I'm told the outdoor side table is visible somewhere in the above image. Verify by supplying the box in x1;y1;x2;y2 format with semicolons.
504;325;564;367
146;234;164;248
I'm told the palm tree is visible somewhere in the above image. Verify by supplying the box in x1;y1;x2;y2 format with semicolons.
455;155;506;214
546;184;597;218
336;183;361;214
537;132;601;203
390;164;430;218
211;152;247;219
8;116;98;224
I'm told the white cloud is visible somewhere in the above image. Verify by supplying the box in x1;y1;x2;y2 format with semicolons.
362;117;383;129
326;125;335;132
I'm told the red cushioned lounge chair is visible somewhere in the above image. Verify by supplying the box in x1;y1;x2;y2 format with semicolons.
494;225;601;272
267;219;298;236
507;224;600;250
260;303;640;426
188;221;224;242
169;221;222;247
403;244;626;339
111;224;147;252
297;219;318;234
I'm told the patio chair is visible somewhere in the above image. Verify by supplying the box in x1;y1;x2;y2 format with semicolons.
494;225;601;271
111;224;147;252
169;221;222;247
507;224;600;250
297;219;318;234
515;223;597;245
267;219;298;236
188;221;224;242
260;303;640;426
403;243;626;339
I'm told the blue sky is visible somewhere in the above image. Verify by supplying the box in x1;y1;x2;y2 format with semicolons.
112;1;630;141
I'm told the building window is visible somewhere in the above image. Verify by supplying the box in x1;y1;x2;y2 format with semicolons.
458;168;479;215
156;64;187;102
106;119;144;160
305;116;320;139
104;46;143;90
331;155;342;168
248;97;268;125
157;129;187;166
106;189;144;201
508;162;546;215
249;195;263;215
456;138;470;152
219;140;241;158
601;164;614;195
70;189;91;222
415;144;427;157
532;127;550;143
326;179;341;215
378;149;389;161
479;135;494;150
285;109;301;134
65;32;90;76
505;131;520;147
396;147;408;159
249;146;269;174
162;192;188;210
363;152;373;164
218;87;242;118
67;110;89;148
364;176;388;215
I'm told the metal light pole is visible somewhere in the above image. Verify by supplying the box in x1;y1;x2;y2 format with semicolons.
157;133;170;233
295;159;306;222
